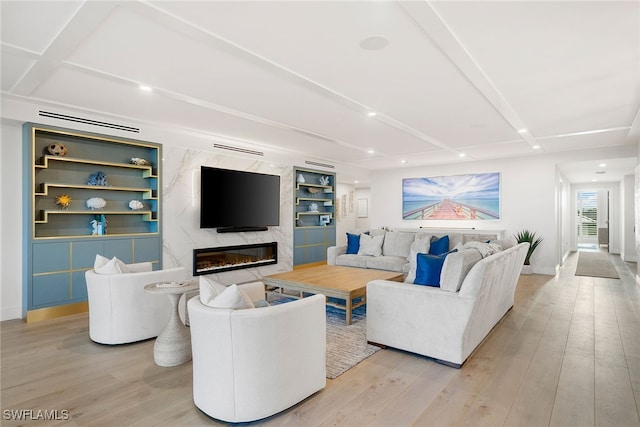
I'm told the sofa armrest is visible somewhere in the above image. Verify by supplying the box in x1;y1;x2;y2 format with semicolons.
366;279;475;365
327;245;347;265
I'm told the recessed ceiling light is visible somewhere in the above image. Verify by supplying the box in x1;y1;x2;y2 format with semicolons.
532;145;541;149
367;111;377;117
139;85;152;92
359;36;389;51
459;153;466;158
354;180;359;184
592;178;597;182
367;149;375;154
400;159;407;164
518;128;527;134
599;163;606;167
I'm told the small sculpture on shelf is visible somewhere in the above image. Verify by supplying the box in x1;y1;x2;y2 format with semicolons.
130;157;149;166
128;200;144;210
90;214;107;235
88;171;108;186
319;176;330;186
46;143;67;156
56;194;72;209
86;197;106;210
308;203;319;212
297;173;306;184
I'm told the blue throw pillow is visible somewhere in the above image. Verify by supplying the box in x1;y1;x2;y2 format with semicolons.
429;235;450;255
346;233;361;254
414;249;457;287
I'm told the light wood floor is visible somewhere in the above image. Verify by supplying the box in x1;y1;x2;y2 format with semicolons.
2;251;639;426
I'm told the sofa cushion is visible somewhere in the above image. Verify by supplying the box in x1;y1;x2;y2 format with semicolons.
382;231;415;258
366;256;407;272
346;232;361;254
405;235;431;283
414;250;456;286
335;254;369;268
440;249;483;292
358;233;384;256
429;235;450;255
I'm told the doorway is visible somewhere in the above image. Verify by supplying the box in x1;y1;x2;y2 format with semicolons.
576;190;609;252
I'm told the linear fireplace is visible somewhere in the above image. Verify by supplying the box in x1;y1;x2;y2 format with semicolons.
193;242;277;276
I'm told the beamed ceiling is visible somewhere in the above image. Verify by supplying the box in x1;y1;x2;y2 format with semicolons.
1;1;639;183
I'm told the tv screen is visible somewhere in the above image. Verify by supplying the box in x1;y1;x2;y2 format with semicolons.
200;166;280;230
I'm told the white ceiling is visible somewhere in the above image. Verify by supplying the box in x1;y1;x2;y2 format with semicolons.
1;1;638;184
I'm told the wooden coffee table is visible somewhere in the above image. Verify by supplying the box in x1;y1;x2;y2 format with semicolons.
262;265;404;325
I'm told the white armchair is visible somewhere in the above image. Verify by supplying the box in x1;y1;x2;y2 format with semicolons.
85;263;189;344
188;283;326;423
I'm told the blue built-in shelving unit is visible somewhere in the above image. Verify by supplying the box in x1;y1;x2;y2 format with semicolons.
22;123;163;321
293;167;336;267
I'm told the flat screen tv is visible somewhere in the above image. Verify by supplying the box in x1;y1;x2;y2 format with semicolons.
200;166;280;232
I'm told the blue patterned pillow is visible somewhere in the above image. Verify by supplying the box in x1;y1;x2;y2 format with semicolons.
429;235;450;255
414;249;457;286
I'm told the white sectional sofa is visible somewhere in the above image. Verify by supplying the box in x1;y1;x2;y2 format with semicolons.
366;242;528;367
327;229;503;273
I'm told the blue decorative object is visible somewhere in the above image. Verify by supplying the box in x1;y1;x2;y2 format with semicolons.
429;235;450;255
414;249;457;286
88;171;108;186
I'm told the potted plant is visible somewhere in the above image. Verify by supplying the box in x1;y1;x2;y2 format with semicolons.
514;229;543;274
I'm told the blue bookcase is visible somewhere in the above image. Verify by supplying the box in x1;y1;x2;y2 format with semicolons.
293;167;336;267
22;123;163;321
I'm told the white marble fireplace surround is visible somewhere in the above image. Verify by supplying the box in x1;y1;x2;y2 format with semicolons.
162;146;293;285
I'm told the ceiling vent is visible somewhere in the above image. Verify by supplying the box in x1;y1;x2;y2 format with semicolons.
213;143;264;157
38;111;140;133
305;160;335;169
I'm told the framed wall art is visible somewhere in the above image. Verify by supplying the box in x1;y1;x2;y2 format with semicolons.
402;172;500;220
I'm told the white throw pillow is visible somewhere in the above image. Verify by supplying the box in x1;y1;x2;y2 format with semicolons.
463;241;500;258
440;249;483;292
357;233;385;257
208;284;255;309
199;276;227;306
94;255;128;274
405;235;431;283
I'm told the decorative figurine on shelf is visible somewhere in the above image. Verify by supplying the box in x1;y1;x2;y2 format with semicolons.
86;197;106;210
297;174;305;184
128;200;144;210
319;176;330;186
88;171;108;186
308;203;319;212
55;194;72;209
130;157;149;166
90;214;107;235
46;143;67;156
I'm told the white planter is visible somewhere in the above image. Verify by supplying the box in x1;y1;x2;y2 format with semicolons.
521;265;533;275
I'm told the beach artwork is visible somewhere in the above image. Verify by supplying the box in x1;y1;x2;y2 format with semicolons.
402;172;500;220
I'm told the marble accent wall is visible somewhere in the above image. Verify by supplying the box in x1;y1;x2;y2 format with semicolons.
161;146;293;284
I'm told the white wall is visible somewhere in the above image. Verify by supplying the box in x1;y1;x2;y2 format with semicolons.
622;174;636;261
1;120;23;320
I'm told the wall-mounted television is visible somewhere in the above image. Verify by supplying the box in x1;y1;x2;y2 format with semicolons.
200;166;280;232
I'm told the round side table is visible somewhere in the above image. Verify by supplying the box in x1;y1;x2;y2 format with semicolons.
144;281;198;367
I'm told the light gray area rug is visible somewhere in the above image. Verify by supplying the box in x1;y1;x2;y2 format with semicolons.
575;251;620;279
268;293;380;379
